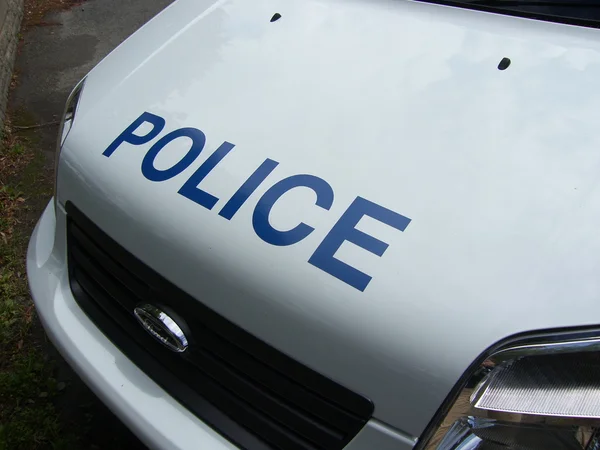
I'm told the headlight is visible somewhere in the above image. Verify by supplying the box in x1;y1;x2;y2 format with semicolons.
419;336;600;450
54;78;85;196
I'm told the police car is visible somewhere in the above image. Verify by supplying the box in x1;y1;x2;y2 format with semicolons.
26;0;600;449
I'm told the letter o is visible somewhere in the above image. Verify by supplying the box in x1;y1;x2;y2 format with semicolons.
141;127;206;182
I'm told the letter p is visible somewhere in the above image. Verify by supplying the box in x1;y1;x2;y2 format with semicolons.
102;112;166;157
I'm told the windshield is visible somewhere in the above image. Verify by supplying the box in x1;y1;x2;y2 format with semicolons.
415;1;600;26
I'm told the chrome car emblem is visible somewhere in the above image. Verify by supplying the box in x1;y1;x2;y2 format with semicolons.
133;304;189;353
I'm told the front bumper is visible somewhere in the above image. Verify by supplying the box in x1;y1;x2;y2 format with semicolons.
27;200;416;450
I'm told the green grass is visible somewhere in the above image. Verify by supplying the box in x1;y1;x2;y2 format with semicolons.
7;142;26;157
0;352;62;450
0;136;76;450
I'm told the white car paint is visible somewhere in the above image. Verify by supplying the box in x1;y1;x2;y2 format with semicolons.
28;0;600;447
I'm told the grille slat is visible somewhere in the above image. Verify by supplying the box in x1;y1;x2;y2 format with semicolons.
70;223;148;301
66;202;373;450
73;268;138;330
194;310;372;419
71;245;138;311
187;347;344;447
196;327;362;432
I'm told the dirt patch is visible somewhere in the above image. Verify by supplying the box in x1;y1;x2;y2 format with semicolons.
23;0;84;29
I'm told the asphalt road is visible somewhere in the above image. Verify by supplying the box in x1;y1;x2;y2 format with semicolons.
12;0;173;156
10;0;173;448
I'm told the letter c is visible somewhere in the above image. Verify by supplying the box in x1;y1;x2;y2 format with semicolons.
252;175;334;246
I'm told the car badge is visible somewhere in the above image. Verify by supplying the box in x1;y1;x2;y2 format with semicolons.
134;304;189;353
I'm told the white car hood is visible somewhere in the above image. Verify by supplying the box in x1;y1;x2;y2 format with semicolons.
59;0;600;438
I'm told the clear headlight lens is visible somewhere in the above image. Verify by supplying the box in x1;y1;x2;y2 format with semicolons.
420;338;600;450
57;78;85;148
54;78;85;197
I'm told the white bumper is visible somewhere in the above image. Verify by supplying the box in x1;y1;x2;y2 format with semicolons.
27;200;415;450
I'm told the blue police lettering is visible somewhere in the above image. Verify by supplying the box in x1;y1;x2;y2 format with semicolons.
102;113;412;291
103;111;165;157
219;158;279;220
178;141;235;210
142;128;206;182
252;174;334;246
309;197;411;291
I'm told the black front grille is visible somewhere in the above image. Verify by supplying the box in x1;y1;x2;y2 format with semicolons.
65;202;373;450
